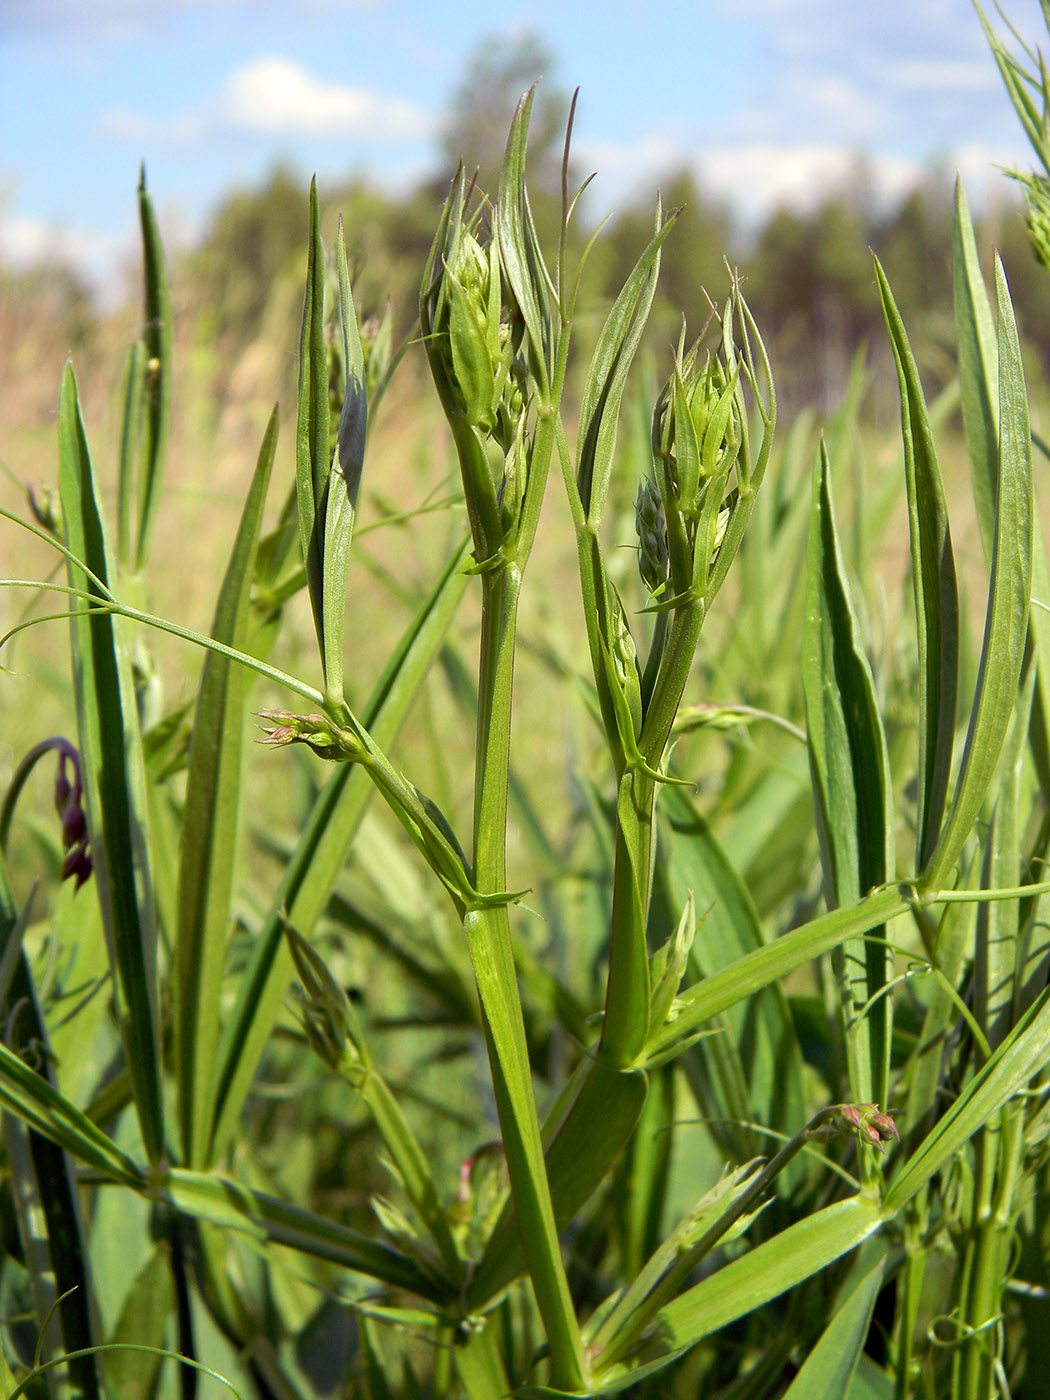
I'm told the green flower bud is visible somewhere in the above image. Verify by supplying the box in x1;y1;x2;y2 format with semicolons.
1023;174;1050;270
27;481;63;537
285;923;367;1085
649;896;696;1030
634;477;669;594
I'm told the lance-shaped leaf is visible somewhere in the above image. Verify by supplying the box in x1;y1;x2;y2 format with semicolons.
592;1195;884;1393
802;442;893;1105
0;1037;143;1188
574;204;675;526
132;168;172;572
874;256;958;871
953;180;998;558
58;364;165;1163
496;86;555;399
921;257;1033;895
175;408;277;1167
157;1168;450;1302
885;975;1050;1213
319;216;366;709
954;179;1050;805
295;178;367;709
780;1259;885;1400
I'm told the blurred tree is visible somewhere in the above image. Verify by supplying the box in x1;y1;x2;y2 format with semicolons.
439;32;570;193
187;164;306;346
744;195;874;415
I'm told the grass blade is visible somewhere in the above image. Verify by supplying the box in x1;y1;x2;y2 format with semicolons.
594;1195;884;1392
802;443;893;1104
884;976;1050;1213
874;255;958;869
0;1036;143;1187
175;408;277;1167
159;1168;449;1302
318;217;366;709
952;180;998;557
780;1259;885;1400
133;168;173;572
574;205;674;524
921;257;1033;894
295;177;330;678
58;364;165;1162
655;787;805;1160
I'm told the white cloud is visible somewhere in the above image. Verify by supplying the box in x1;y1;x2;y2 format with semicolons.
888;59;996;93
100;57;431;147
220;58;427;140
0;211;134;303
575;131;1028;230
698;145;918;221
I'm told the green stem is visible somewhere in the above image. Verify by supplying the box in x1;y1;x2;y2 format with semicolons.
466;561;585;1391
958;1104;1024;1400
599;769;657;1068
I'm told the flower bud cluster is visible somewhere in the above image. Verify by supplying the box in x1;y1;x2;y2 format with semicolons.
257;710;365;764
421;178;534;554
634;477;669;596
286;924;367;1086
1022;173;1050;270
648;331;744;596
811;1102;900;1153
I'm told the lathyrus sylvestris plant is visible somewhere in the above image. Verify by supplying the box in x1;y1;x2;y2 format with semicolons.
2;53;1050;1400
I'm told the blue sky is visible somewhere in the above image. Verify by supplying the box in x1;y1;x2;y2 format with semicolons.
1;0;1047;297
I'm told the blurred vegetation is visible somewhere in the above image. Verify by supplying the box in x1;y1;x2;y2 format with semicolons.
5;32;1050;451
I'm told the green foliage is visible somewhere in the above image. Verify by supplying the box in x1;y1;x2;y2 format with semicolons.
5;10;1050;1398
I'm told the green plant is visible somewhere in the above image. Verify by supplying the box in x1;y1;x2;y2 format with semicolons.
1;32;1050;1398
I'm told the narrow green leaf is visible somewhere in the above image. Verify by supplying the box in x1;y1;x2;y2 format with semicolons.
802;443;893;1104
319;217;366;709
58;364;164;1162
594;1196;884;1392
295;178;330;671
157;1168;448;1302
884;976;1050;1213
874;256;958;870
780;1260;884;1400
208;539;471;1161
116;339;146;568
648;884;910;1062
655;787;806;1161
133;169;173;571
574;205;675;524
496;87;554;397
952;180;998;558
922;257;1033;894
0;1038;143;1187
102;1246;173;1400
175;408;277;1167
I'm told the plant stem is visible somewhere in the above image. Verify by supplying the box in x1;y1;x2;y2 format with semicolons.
466;560;585;1390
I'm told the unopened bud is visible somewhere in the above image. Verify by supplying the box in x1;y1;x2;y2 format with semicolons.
635;478;669;595
257;710;365;764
